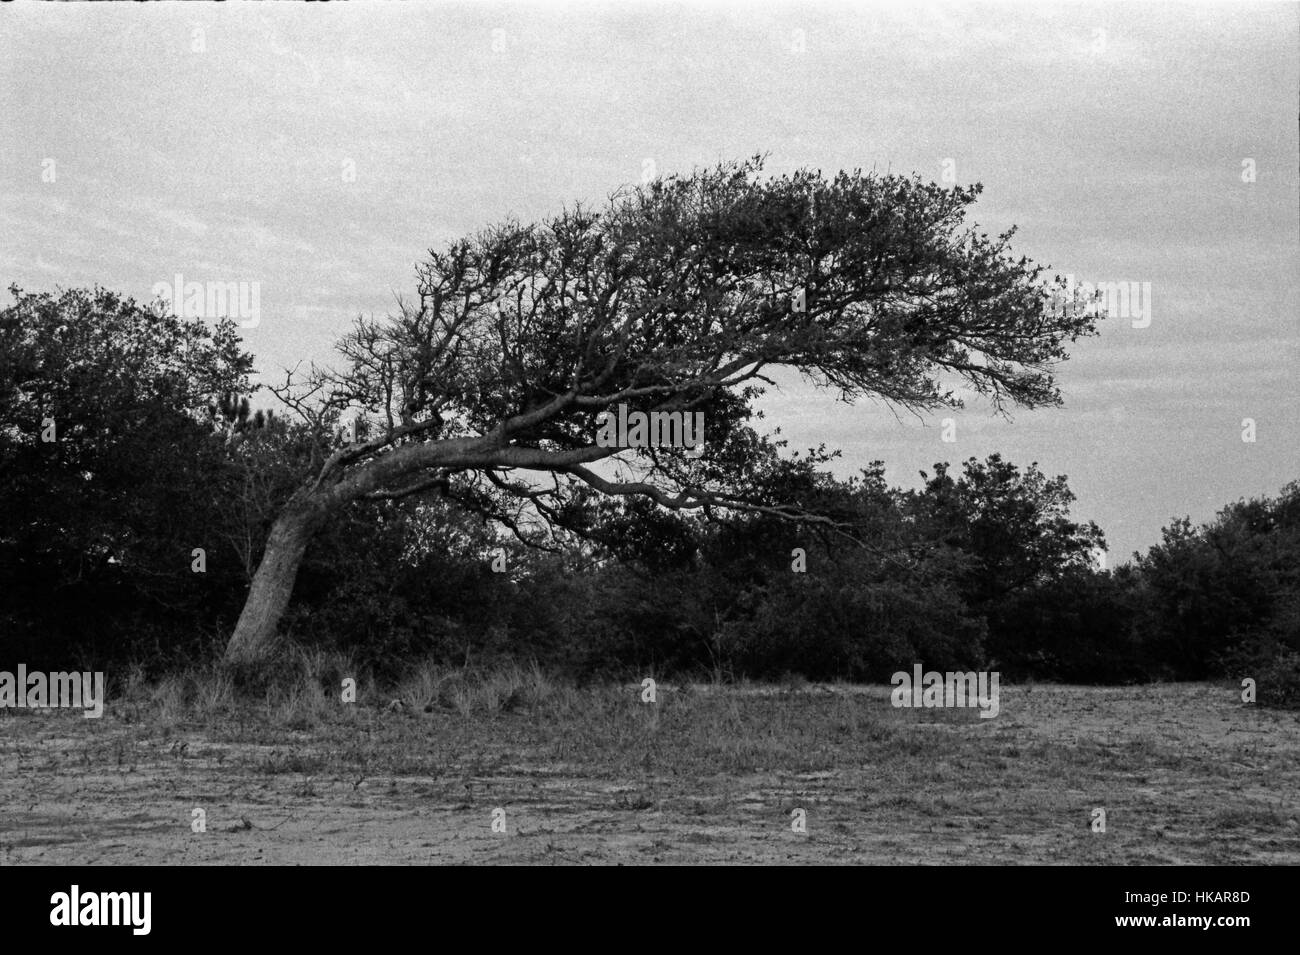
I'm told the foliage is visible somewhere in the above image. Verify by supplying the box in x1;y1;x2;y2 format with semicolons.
0;286;257;663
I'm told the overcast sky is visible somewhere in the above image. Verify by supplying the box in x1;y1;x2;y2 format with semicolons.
2;1;1296;562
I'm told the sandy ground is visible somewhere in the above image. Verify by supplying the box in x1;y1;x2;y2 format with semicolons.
2;682;1297;864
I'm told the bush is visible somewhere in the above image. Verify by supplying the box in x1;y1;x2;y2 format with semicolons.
1244;645;1300;710
985;567;1151;683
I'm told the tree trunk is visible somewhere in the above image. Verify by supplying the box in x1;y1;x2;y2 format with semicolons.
223;498;326;666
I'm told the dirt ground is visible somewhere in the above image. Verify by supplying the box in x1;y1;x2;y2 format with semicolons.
2;682;1297;864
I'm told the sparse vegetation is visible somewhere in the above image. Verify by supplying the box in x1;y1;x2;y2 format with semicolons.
3;674;1296;864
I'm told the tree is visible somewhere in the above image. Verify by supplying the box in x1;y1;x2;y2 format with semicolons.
908;454;1106;607
223;156;1099;664
1134;482;1300;679
0;286;256;661
701;465;986;680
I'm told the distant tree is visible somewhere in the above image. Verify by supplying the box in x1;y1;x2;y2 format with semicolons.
224;157;1099;664
1135;482;1300;680
908;454;1106;607
705;468;985;680
987;565;1148;682
0;285;256;660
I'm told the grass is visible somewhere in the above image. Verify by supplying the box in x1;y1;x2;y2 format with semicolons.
1;657;1298;864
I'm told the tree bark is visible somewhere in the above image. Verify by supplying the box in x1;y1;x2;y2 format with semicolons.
222;497;327;665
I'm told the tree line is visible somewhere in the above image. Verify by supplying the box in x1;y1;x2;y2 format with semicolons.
3;159;1294;705
1;286;1295;705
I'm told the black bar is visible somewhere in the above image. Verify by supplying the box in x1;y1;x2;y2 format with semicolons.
0;864;1282;941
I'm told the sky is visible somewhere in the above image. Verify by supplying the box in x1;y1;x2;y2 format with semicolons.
2;1;1297;563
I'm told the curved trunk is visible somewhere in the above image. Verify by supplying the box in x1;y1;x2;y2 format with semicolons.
223;498;327;665
219;434;565;665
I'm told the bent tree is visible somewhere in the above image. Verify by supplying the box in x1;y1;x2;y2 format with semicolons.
223;157;1098;664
